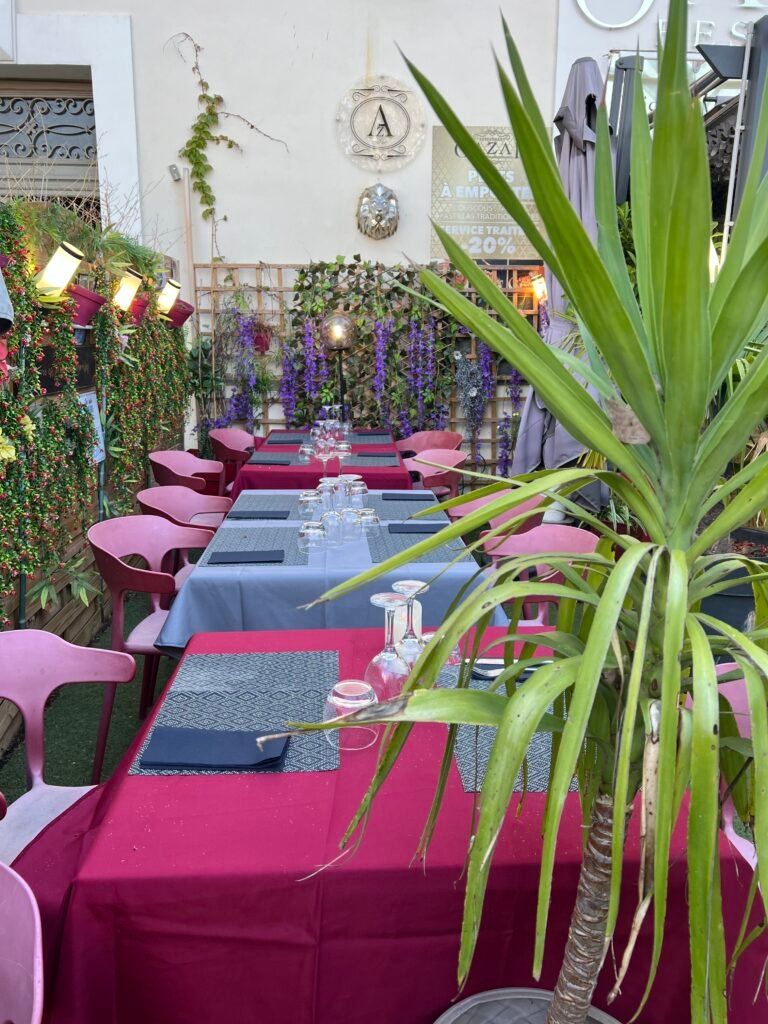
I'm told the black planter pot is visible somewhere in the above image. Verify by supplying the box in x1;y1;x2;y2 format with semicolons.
701;529;768;632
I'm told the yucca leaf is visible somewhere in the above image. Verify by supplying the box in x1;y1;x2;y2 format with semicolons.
686;615;723;1022
534;544;652;977
607;549;661;937
638;550;688;1011
500;14;555;162
709;237;768;393
459;659;580;984
630;52;656;363
689;460;768;560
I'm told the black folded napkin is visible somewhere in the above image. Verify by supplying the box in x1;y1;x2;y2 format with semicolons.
208;549;284;564
356;432;391;439
388;522;443;534
381;492;434;502
265;437;302;445
248;455;292;465
354;452;393;459
227;509;290;520
140;726;289;770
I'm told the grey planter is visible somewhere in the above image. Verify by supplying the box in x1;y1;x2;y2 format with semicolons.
434;988;621;1024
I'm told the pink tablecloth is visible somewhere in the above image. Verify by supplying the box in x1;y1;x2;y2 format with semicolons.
231;438;412;496
14;628;766;1024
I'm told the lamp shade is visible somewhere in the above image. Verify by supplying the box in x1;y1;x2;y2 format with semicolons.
321;312;355;351
113;269;143;311
156;278;181;314
530;272;548;304
36;242;84;295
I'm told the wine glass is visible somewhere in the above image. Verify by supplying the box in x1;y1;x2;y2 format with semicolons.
323;680;379;751
335;441;352;477
364;593;411;701
421;631;463;687
313;436;336;477
393;579;429;667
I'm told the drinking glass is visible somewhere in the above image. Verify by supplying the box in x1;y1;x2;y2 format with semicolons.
313;436;336;477
358;508;381;538
349;481;369;509
320;510;344;548
421;632;463;665
364;593;411;700
340;508;363;542
323;680;379;751
393;579;429;667
317;478;336;512
297;521;325;554
298;490;322;517
298;442;315;465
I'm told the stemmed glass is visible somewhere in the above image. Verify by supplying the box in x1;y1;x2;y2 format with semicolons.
393;579;429;667
335;440;352;477
364;593;411;701
313;436;336;477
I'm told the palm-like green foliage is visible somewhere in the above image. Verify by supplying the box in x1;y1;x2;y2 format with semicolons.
300;2;768;1019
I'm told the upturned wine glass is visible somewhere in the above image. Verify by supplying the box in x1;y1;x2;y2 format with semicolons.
392;579;429;667
364;593;410;701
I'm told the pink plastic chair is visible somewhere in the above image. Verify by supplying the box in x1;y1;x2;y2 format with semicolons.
0;860;43;1022
149;450;225;496
485;524;600;624
137;486;232;533
405;448;468;500
447;493;545;537
209;428;256;488
88;515;213;736
0;630;134;862
395;430;463;455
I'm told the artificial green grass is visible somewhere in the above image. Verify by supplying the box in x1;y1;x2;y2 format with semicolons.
0;594;176;803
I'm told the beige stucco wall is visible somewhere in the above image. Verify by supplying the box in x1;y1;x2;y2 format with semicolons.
15;0;558;269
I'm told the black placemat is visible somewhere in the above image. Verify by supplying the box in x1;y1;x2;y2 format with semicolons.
130;650;340;775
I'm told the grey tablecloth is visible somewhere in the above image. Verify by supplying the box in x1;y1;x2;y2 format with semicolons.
156;512;505;654
229;489;447;523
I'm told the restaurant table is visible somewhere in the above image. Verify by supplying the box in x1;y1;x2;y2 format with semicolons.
231;436;413;495
13;627;766;1024
155;493;504;653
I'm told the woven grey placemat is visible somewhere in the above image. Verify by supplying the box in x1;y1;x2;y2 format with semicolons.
454;675;577;794
367;527;471;564
129;650;339;776
197;526;307;566
248;452;303;465
264;432;307;444
345;454;400;467
349;432;392;444
231;493;302;516
364;495;445;522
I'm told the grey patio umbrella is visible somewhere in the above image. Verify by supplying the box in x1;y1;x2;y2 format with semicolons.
511;57;606;503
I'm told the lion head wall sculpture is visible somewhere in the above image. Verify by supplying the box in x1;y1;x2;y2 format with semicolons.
356;183;399;240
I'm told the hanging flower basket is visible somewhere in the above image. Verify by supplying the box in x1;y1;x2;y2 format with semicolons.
167;298;195;329
68;284;107;327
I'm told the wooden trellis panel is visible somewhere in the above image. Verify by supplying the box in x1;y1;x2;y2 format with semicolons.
193;259;543;472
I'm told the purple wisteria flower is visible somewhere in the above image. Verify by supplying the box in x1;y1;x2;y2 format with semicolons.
373;318;392;408
538;300;550;338
279;348;298;425
508;369;524;411
302;318;319;399
478;342;495;402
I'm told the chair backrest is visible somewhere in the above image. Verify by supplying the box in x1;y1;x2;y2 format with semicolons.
712;664;757;873
396;431;463;454
0;861;43;1024
137;486;231;530
488;494;547;533
486;525;599;579
0;630;134;790
89;515;213;652
408;449;468;487
149;450;224;493
208;428;255;464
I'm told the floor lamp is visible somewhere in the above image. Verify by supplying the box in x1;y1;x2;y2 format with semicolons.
321;312;355;421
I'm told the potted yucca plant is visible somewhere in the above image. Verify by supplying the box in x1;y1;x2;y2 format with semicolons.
299;2;768;1022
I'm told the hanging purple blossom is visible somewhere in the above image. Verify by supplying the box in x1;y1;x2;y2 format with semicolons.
302;318;319;399
478;342;495;402
507;368;524;411
398;408;412;439
279;347;298;425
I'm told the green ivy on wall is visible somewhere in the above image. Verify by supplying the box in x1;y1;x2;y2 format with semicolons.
279;257;463;436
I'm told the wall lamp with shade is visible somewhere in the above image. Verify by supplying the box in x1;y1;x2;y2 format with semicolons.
113;268;143;312
530;272;548;305
157;278;181;314
321;311;355;420
35;242;83;296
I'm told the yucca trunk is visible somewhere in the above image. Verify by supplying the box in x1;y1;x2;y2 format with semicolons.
546;794;615;1024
